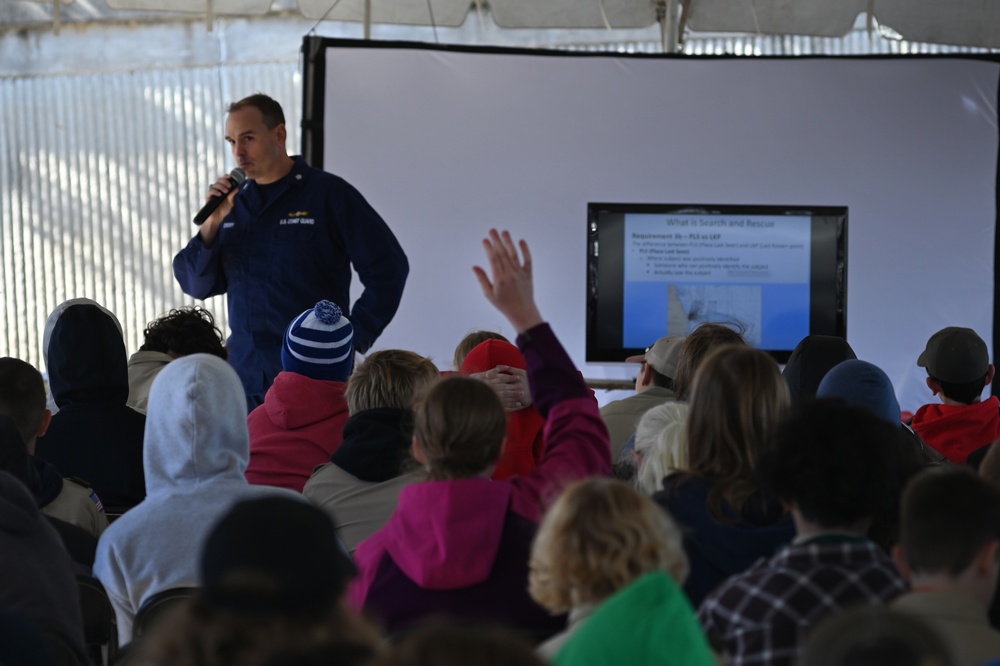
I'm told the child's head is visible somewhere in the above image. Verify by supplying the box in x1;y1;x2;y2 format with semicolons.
412;376;506;480
685;344;789;517
346;350;440;415
633;401;689;494
899;467;1000;579
529;478;687;614
452;330;510;371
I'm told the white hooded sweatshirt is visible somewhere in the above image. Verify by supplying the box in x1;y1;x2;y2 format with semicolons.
93;354;300;645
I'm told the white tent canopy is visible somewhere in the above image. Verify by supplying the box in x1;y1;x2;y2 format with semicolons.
17;0;1000;49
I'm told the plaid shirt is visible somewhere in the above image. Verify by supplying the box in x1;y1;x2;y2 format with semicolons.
698;536;908;666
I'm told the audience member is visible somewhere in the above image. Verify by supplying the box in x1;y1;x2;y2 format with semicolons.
461;338;545;480
671;323;747;401
528;478;695;660
653;344;793;606
815;359;928;548
35;298;146;512
351;230;610;635
0;360;107;537
455;330;533;413
614;323;746;481
391;621;545;666
0;469;86;660
699;400;909;666
781;334;856;403
135;496;379;666
127;305;227;415
632;401;688;494
600;336;684;459
891;468;1000;666
94;354;300;645
246;300;354;492
453;330;510;370
303;349;439;553
801;607;956;666
910;326;1000;467
553;571;715;666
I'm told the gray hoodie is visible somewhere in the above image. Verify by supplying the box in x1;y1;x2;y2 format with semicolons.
93;354;299;645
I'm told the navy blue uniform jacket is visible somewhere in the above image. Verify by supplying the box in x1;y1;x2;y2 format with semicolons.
173;157;409;401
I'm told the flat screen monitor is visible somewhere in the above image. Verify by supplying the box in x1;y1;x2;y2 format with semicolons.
586;203;847;364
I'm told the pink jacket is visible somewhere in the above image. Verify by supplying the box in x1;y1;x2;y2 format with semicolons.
350;324;611;632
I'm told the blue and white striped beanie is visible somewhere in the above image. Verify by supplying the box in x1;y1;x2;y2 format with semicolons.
281;301;354;382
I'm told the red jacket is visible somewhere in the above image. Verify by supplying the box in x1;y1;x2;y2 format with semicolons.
245;371;349;491
460;339;545;480
910;396;1000;464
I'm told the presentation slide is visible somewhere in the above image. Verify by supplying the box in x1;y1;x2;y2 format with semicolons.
622;213;811;349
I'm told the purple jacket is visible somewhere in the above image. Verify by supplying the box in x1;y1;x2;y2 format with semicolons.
351;323;610;634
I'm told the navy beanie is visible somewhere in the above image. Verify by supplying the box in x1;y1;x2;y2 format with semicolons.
817;359;902;426
281;301;354;382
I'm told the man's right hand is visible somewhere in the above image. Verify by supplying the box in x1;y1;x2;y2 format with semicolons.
199;174;240;247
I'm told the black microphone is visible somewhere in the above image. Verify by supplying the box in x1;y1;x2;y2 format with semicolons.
193;168;247;225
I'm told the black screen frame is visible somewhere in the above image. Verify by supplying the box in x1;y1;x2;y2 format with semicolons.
586;202;848;364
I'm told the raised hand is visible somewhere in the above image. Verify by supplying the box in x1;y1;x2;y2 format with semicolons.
472;229;543;334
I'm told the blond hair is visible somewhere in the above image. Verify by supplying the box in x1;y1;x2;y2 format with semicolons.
529;478;688;613
684;345;789;520
413;376;506;481
346;350;440;415
634;401;689;494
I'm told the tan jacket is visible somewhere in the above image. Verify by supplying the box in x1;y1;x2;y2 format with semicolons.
41;478;109;538
304;463;422;554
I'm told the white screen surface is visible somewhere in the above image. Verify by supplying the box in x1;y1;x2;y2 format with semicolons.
317;44;999;413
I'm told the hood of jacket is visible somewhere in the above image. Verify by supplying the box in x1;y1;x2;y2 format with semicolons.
263;371;348;430
782;335;857;403
381;479;513;589
911;396;1000;463
143;354;252;495
44;299;129;408
330;408;415;483
0;415;63;508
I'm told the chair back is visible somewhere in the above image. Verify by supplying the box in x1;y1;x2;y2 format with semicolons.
76;575;118;666
132;587;198;642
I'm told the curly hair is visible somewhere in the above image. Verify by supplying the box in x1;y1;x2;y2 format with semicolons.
139;307;227;360
529;478;688;614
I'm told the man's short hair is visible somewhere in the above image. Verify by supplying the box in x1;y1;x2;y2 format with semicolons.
900;468;1000;576
764;399;904;529
345;350;439;414
0;358;47;444
227;93;285;129
139;307;228;360
928;375;988;406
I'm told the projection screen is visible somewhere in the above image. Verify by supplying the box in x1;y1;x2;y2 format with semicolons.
302;39;999;413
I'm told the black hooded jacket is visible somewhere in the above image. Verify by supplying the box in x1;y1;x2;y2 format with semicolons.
34;300;146;511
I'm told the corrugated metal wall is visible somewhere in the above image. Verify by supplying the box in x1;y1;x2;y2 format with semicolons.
0;62;300;373
0;27;985;376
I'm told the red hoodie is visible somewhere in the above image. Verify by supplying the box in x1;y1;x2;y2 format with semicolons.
910;396;1000;463
245;371;349;491
460;339;546;480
